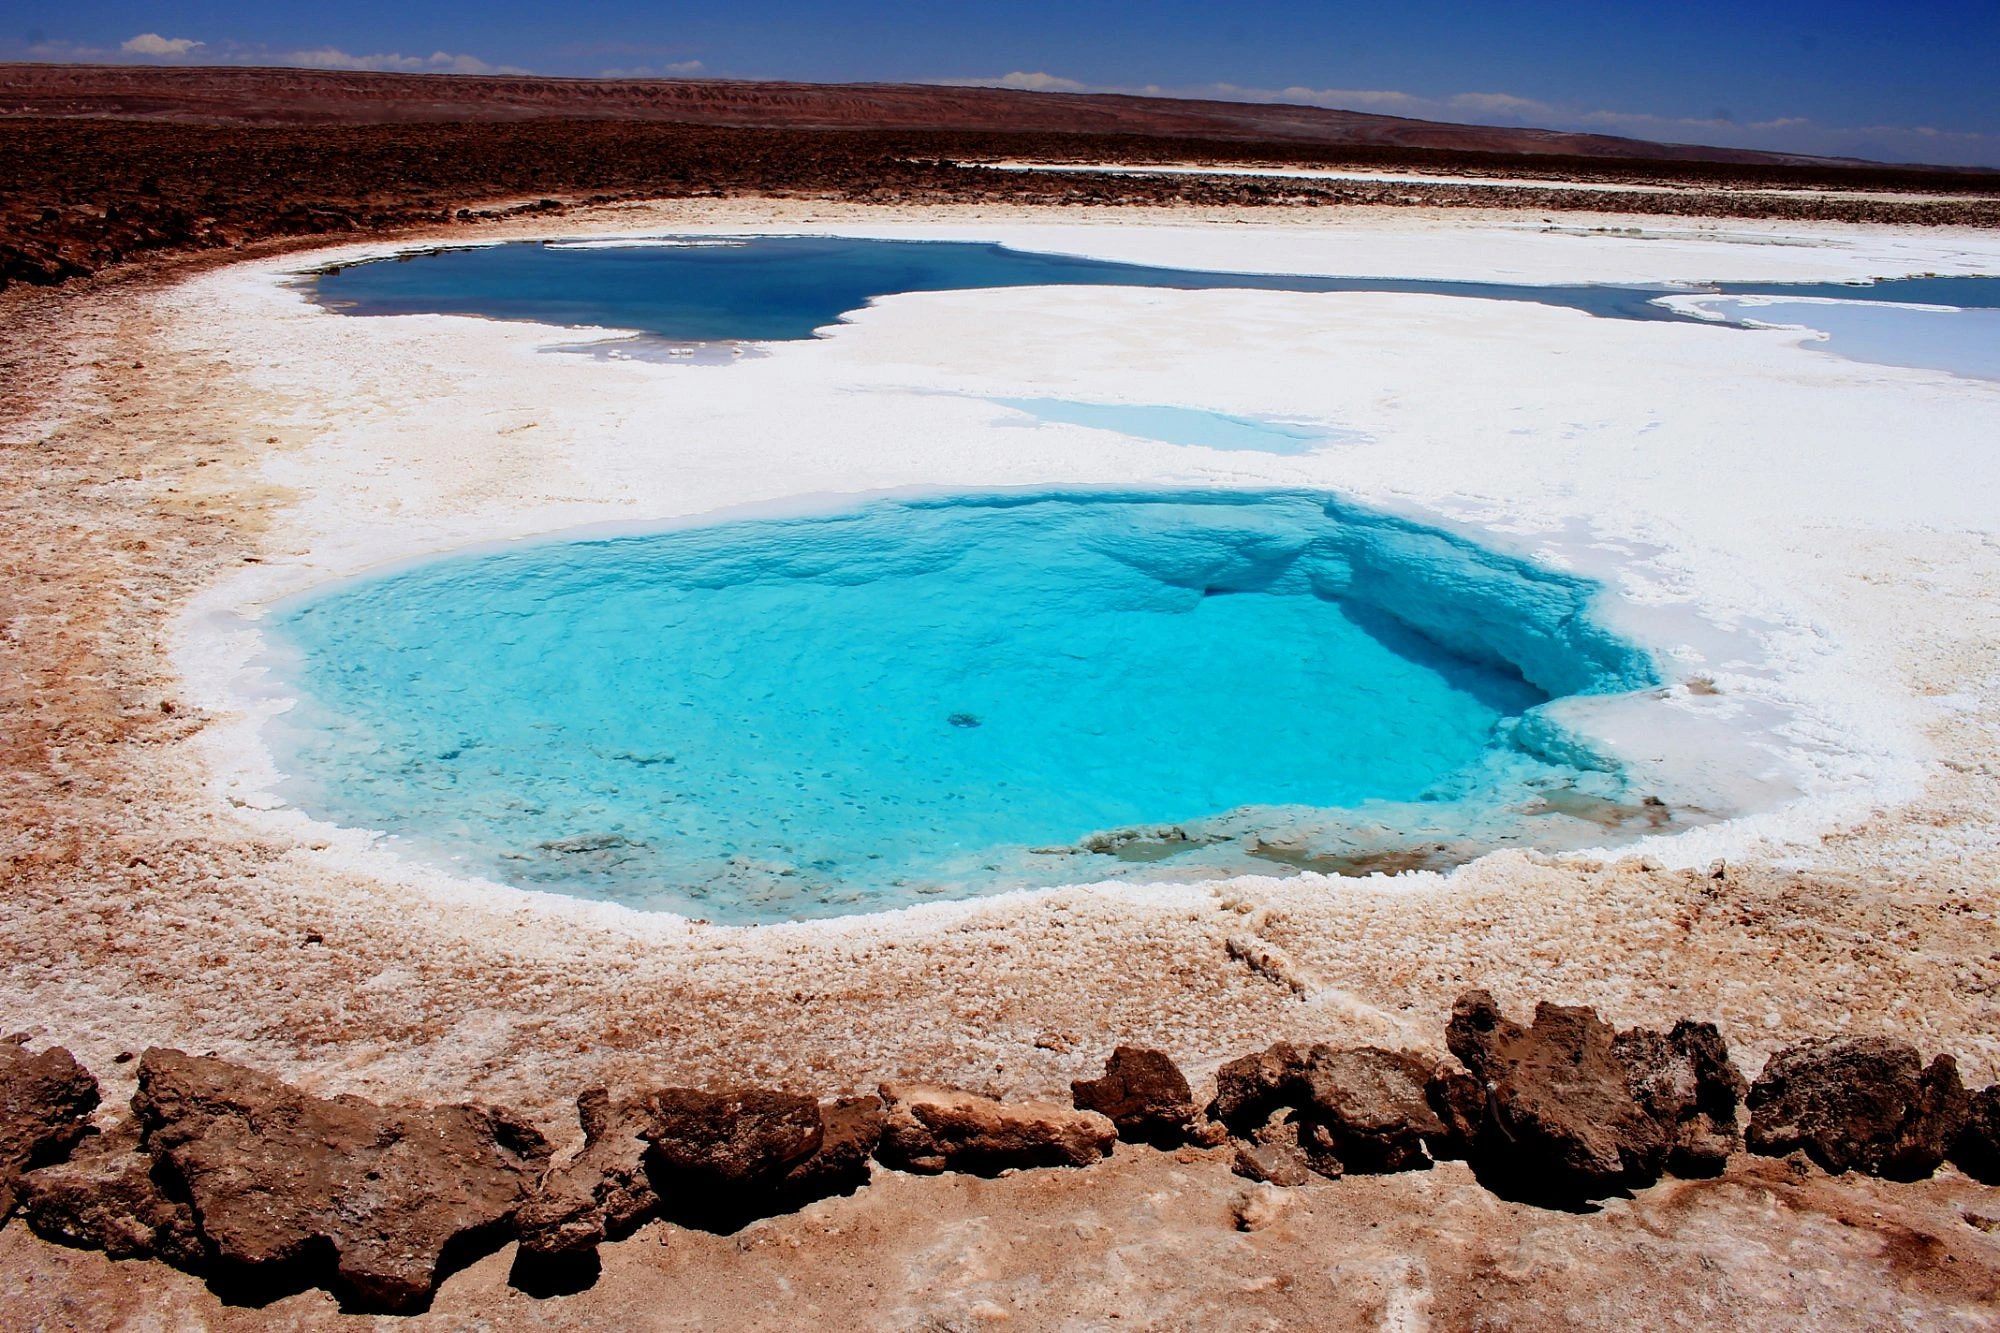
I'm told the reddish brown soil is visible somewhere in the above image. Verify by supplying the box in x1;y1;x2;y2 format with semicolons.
6;116;1998;293
0;62;1912;165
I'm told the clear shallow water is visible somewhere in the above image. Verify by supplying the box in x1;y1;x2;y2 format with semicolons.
1693;298;2000;381
307;238;2000;379
308;237;2000;336
988;398;1339;454
308;236;1704;336
266;492;1662;923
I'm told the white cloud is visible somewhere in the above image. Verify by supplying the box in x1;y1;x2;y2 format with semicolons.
121;33;203;57
276;47;529;76
1447;91;1553;117
944;71;1090;94
599;60;705;78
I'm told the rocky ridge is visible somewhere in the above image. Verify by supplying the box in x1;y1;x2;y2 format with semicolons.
5;992;1999;1312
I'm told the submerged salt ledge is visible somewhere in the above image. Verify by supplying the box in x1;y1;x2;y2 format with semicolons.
165;213;2000;929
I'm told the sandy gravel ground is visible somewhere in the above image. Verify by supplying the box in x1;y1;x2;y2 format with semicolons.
3;199;2000;1327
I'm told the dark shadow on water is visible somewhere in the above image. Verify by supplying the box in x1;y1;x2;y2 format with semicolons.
1333;599;1548;715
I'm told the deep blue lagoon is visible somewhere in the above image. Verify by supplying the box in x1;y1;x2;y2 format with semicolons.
267;492;1660;922
308;236;2000;353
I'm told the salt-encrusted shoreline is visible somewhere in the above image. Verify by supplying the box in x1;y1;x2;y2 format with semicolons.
167;205;2000;932
5;198;2000;1325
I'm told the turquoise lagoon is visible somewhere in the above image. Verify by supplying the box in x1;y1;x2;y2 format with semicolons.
266;492;1665;923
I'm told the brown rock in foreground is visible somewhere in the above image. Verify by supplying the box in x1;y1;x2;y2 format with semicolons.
1445;990;1669;1201
1211;1041;1447;1178
877;1084;1116;1175
515;1088;658;1273
1745;1037;1968;1180
19;1121;202;1267
774;1094;885;1207
1210;1041;1310;1133
1613;1020;1747;1178
0;1041;100;1219
135;1049;549;1312
1071;1047;1197;1146
1293;1046;1448;1174
638;1086;823;1188
1952;1084;2000;1185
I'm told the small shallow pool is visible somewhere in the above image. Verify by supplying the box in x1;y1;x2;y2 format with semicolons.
264;491;1669;922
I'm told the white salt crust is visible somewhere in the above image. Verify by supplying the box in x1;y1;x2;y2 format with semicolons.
156;209;2000;944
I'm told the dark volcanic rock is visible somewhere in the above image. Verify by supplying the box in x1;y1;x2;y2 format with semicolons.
1952;1084;2000;1185
876;1084;1116;1175
515;1089;657;1266
0;1041;100;1218
1613;1020;1747;1178
1230;1112;1323;1187
1209;1042;1307;1132
134;1049;550;1313
1293;1046;1447;1175
1745;1037;1968;1180
775;1095;884;1206
1210;1041;1446;1178
639;1086;823;1186
1445;990;1669;1202
1072;1047;1197;1146
19;1122;202;1268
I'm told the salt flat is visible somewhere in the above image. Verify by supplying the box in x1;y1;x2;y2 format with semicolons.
5;198;2000;1325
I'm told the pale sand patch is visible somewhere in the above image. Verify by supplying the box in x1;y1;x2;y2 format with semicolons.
2;198;1999;1322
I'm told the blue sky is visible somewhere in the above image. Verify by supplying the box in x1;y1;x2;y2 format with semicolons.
10;2;1998;166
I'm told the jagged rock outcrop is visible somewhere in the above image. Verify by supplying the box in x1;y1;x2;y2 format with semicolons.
1444;990;1669;1201
876;1084;1115;1175
19;1122;202;1268
0;1041;101;1219
1293;1046;1447;1174
515;1088;659;1275
1231;1113;1324;1186
1952;1084;2000;1185
639;1086;823;1187
1071;1047;1197;1146
774;1094;884;1207
1745;1037;1968;1180
514;1084;865;1291
1211;1042;1446;1180
1210;1041;1308;1132
1612;1020;1746;1178
134;1049;550;1313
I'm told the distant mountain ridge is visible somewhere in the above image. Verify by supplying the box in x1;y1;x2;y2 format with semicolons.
0;63;1897;168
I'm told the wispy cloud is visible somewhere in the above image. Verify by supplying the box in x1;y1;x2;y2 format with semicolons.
598;60;706;78
279;47;529;76
6;32;528;77
939;73;1999;167
121;33;203;57
963;71;1091;94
